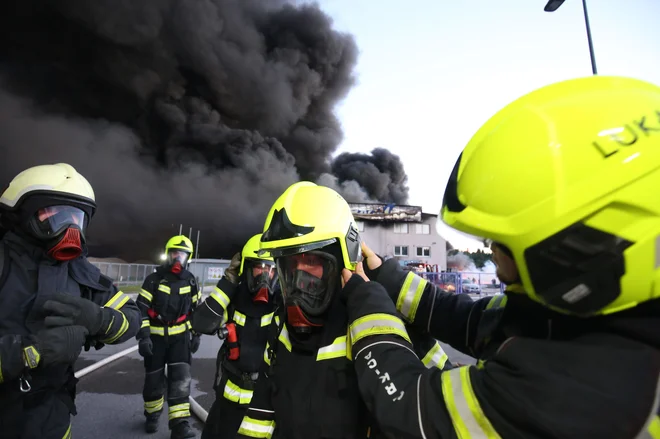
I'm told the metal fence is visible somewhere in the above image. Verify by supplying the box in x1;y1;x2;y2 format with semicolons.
419;271;506;295
91;262;159;286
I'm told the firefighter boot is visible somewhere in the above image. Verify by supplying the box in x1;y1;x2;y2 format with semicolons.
145;414;160;433
170;420;196;439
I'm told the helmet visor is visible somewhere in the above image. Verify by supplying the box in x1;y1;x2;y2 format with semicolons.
276;251;338;317
30;205;87;239
168;250;190;266
245;258;277;294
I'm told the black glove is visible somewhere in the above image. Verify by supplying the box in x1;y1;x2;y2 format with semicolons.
33;326;89;367
42;293;108;336
224;252;242;285
191;302;223;335
138;337;153;357
190;333;201;354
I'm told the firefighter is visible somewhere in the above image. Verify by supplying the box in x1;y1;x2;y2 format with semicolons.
340;75;660;438
136;235;201;439
191;233;280;439
235;181;453;439
0;163;141;439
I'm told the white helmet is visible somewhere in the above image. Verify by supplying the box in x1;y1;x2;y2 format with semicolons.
1;163;96;261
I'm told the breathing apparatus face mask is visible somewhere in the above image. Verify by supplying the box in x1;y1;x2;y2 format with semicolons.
27;205;88;261
167;250;190;274
244;258;277;303
276;250;338;331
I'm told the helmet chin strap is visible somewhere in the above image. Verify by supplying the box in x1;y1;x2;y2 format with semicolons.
47;227;83;261
286;305;323;333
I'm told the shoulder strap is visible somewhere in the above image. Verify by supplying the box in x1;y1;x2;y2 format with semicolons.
267;306;286;376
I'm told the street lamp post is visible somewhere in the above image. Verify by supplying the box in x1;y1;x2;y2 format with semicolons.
544;0;597;75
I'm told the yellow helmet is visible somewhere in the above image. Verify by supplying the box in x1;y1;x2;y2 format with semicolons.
0;164;96;261
440;75;660;317
165;235;193;272
260;182;361;330
1;163;96;213
260;181;361;270
240;234;277;300
165;235;194;255
239;233;274;276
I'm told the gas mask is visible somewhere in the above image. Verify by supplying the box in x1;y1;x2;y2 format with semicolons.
167;250;190;274
276;250;339;333
244;259;277;304
27;205;88;261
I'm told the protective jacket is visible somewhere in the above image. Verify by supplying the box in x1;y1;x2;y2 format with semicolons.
136;265;200;427
0;232;140;438
201;279;279;439
344;258;660;439
236;297;454;439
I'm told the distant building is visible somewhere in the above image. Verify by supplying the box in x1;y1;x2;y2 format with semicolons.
350;202;447;272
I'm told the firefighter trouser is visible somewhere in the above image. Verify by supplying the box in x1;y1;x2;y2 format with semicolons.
0;391;73;439
202;394;249;439
142;327;192;428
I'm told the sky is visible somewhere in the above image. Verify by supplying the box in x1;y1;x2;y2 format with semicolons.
310;0;660;251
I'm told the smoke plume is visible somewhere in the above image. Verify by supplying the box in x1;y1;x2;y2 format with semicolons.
0;0;410;261
447;252;496;273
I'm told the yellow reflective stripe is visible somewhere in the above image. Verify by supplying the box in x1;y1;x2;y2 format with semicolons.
486;295;507;310
179;286;191;294
141;319;150;328
234;311;247;326
23;346;40;369
317;336;348;361
103;291;130;310
101;311;129;343
275;315;280;325
396;272;427;322
263;344;271;365
211;287;231;310
186;320;192;330
647;416;660;439
192;293;200;303
168;402;191;420
237;417;276;439
139;289;153;302
421;341;448;369
223;378;254;404
144;396;164;413
441;366;501;439
278;325;292;351
349;313;411;346
261;312;274;327
148;323;187;336
158;284;171;294
61;423;72;439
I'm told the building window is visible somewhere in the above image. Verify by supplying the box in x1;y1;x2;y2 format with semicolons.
393;223;409;234
416;246;431;257
356;221;365;232
415;224;430;234
394;245;408;256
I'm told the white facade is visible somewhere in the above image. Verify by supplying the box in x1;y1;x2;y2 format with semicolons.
354;210;447;271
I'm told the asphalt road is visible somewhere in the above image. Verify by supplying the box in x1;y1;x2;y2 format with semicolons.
71;292;489;438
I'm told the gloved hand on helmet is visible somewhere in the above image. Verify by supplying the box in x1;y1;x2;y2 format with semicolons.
42;293;111;336
361;242;384;280
223;252;242;285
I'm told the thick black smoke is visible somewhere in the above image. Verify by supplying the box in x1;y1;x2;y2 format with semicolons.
0;0;410;261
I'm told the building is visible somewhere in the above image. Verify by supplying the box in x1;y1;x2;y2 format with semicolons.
350;202;447;271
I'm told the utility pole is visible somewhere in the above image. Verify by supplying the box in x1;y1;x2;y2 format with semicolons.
194;230;201;285
544;0;597;75
188;227;192;241
179;224;183;235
